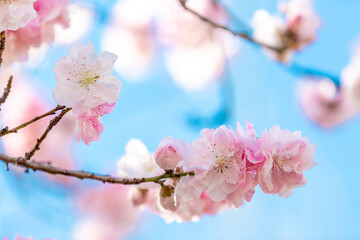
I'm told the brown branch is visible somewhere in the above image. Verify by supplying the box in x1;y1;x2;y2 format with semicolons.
0;105;66;137
25;107;72;160
178;0;287;52
0;75;12;109
179;0;341;85
0;153;195;185
0;31;5;68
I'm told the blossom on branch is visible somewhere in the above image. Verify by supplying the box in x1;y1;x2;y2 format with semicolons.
53;42;121;112
298;44;360;127
155;136;187;170
52;42;121;144
258;125;316;197
0;0;37;32
252;0;321;62
156;0;239;91
118;122;316;222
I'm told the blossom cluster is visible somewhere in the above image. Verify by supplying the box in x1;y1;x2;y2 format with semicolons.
52;42;122;145
298;44;360;127
3;0;70;63
118;122;316;222
252;0;321;62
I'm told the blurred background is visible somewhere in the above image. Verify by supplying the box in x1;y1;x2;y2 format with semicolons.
0;0;360;239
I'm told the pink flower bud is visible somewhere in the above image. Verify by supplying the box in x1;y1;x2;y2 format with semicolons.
154;137;187;170
128;187;148;206
159;193;178;212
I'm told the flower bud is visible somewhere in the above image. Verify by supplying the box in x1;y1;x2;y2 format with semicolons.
128;187;148;206
154;137;187;170
159;190;178;212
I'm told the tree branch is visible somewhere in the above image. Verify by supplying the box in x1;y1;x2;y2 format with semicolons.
0;31;5;68
0;153;195;185
25;107;72;160
179;0;341;85
178;0;287;52
0;75;12;109
0;105;66;137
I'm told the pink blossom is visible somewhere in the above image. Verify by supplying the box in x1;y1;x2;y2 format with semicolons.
121;123;316;221
252;0;320;62
280;0;321;50
258;126;316;197
52;42;121;112
74;185;140;240
0;0;37;32
101;0;155;79
298;79;354;127
74;103;115;145
183;125;257;206
4;0;69;63
251;9;291;62
184;125;240;201
128;186;149;206
155;136;187;170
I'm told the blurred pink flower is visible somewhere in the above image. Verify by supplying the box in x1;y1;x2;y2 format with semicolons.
156;0;239;91
341;45;360;110
280;0;321;50
252;0;320;62
0;68;76;184
4;0;69;63
136;186;227;223
74;185;140;240
298;79;355;127
101;0;155;79
0;0;37;32
258;125;316;197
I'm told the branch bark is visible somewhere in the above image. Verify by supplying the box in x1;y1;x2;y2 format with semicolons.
0;31;5;68
178;0;287;52
0;105;66;137
0;75;12;109
25;107;72;160
0;153;195;185
178;0;341;85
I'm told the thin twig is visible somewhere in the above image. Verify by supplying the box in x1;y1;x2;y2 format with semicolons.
0;31;5;68
0;153;195;185
179;0;341;85
0;75;12;109
25;107;72;160
178;0;287;52
0;105;66;137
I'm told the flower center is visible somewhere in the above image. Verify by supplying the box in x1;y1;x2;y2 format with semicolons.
79;71;99;89
214;157;229;174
